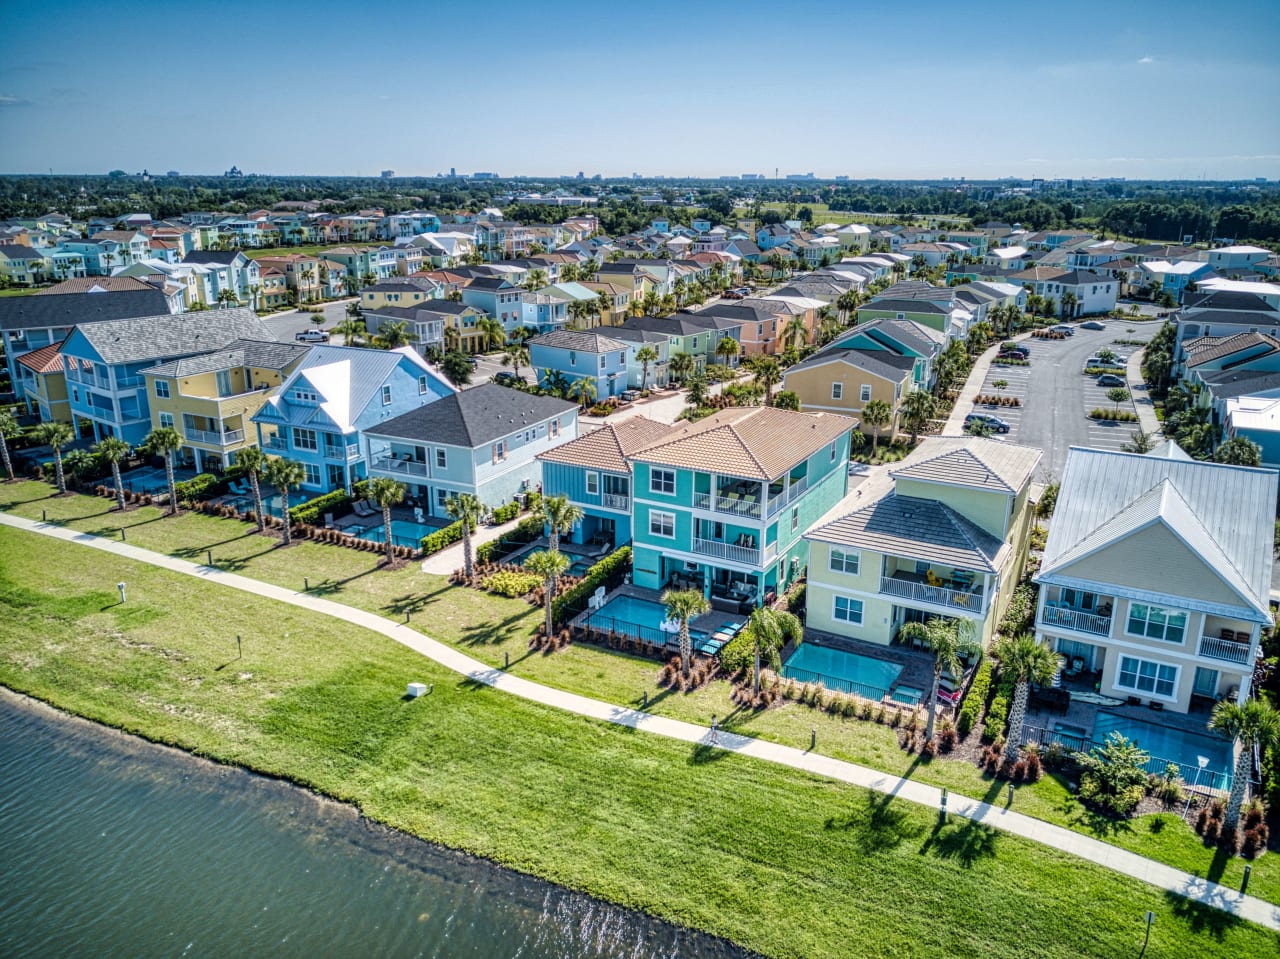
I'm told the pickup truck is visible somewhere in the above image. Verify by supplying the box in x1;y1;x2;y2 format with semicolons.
295;329;330;343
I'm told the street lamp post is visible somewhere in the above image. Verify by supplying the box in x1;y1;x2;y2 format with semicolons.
1138;910;1155;959
1182;754;1211;822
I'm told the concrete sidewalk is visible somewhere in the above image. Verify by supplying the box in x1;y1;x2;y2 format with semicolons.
419;512;529;575
3;510;1277;933
941;331;1034;436
1127;347;1163;437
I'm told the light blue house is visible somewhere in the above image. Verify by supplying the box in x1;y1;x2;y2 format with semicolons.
528;329;629;399
538;418;674;550
363;384;578;518
253;345;455;493
629;407;855;610
460;276;524;333
59;308;273;445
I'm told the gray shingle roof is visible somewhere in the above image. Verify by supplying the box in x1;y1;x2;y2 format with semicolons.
141;338;310;378
0;288;171;332
529;329;628;353
890;438;1042;495
365;384;576;447
787;348;915;382
70;308;273;365
1198;366;1280;399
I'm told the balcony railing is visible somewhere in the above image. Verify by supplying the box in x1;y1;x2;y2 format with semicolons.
602;492;630;511
1197;635;1253;666
324;445;360;462
880;575;984;613
691;537;773;566
372;455;429;478
692;491;763;520
767;476;809;516
185;427;245;446
115;374;144;389
264;435;289;451
1040;605;1113;638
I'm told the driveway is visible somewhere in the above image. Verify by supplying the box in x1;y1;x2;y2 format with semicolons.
987;323;1156;479
258;299;359;344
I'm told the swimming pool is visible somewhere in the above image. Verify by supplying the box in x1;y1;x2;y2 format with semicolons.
1092;712;1233;790
590;595;712;648
516;546;593;577
228;492;308;519
783;644;904;701
350;519;437;550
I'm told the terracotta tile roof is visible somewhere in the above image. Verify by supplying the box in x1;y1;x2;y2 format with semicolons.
632;407;856;481
15;342;74;374
34;276;156;295
538;417;673;473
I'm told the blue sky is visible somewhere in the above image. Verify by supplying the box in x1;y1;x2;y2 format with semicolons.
2;0;1278;179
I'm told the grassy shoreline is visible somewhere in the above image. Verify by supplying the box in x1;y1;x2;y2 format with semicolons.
2;480;1274;907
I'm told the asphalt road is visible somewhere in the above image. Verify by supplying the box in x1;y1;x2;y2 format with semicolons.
980;322;1156;480
257;300;359;344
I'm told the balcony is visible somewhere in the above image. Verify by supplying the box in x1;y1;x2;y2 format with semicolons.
766;475;809;516
324;445;361;462
372;455;429;478
1197;635;1253;666
264;435;289;451
880;575;985;613
692;491;763;520
691;536;774;566
185;427;245;447
1040;605;1113;638
601;492;630;511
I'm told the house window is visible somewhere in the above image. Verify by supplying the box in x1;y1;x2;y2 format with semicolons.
650;468;675;495
436;488;448;508
830;549;860;575
72;387;79;403
1117;656;1177;699
586;471;599;495
435;448;447;469
159;412;174;429
293;427;317;451
1126;603;1188;644
492;440;506;463
569;351;576;366
549;419;559;438
154;380;170;399
833;596;864;624
860;385;872;402
831;383;843;400
649;510;674;538
381;385;392;405
303;463;322;487
419;375;429;394
829;441;837;462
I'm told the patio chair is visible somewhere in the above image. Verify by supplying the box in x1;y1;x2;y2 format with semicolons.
413;507;425;524
323;513;335;529
352;500;374;518
229;479;249;495
587;586;606;610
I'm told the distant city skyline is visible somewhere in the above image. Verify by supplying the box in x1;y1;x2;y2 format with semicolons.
2;0;1278;180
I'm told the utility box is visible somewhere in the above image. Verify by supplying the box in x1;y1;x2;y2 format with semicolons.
407;682;427;698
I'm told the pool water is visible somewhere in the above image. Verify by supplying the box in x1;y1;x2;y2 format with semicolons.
518;547;593;577
352;519;436;550
783;644;904;700
1093;712;1233;790
592;595;710;644
891;686;924;706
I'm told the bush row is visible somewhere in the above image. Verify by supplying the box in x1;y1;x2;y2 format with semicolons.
1088;409;1138;422
998;582;1037;636
174;472;219;503
289;489;352;527
476;514;545;564
551;545;631;625
422;517;474;555
491;500;520;524
982;673;1017;744
957;658;993;738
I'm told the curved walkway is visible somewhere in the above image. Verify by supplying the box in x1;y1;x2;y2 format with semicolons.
2;511;1277;932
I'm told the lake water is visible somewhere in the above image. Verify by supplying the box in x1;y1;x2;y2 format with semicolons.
0;692;751;959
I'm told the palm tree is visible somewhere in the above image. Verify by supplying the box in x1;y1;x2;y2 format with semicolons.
1210;699;1280;833
662;588;711;679
899;390;937;445
636;345;659;390
836;290;861;324
921;618;980;742
746;607;801;696
525;548;570;640
143;426;183;515
861;399;892;454
263;457;305;545
500;341;530;381
540;494;584;556
817;310;842;346
442;325;462;352
375;320;417;350
523;268;548;292
669;351;695;385
477;316;506;352
332;316;365;347
0;407;19;482
994;633;1060;763
445;493;484;581
640;289;661;316
93;436;130;511
236;446;268;532
368;476;406;563
1060;291;1078;320
569;376;597;409
784;314;808;351
753;355;782;404
596;291;612;323
440;351;473;386
36;421;75;494
715;336;740;369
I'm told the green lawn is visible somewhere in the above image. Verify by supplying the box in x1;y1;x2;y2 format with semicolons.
1;527;1274;959
243;242;382;260
2;479;1276;908
0;287;39;296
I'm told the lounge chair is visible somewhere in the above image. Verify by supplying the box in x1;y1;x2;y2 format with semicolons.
323;512;335;529
587;586;606;610
229;479;249;495
352;500;374;518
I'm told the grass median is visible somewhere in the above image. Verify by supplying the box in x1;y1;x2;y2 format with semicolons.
2;478;1275;907
3;526;1276;958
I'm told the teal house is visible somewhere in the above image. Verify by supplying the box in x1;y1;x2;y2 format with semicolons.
629;407;855;610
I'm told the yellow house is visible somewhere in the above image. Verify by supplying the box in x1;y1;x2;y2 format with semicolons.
783;348;915;440
257;266;290;310
580;280;632;326
15;343;79;424
803;438;1042;659
141;339;311;472
360;278;441;311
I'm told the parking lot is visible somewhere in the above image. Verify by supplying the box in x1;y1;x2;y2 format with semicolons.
973;322;1156;478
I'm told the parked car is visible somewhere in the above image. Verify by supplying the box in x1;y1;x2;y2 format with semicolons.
721;290;744;300
1080;320;1106;330
493;371;520;386
996;350;1029;363
1050;324;1074;336
1096;373;1126;387
295;328;329;343
467;355;479;368
964;412;1011;434
848;462;870;478
1085;354;1126;370
1000;345;1030;358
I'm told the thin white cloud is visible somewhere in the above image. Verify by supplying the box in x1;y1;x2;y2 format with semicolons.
0;94;29;106
1137;55;1155;65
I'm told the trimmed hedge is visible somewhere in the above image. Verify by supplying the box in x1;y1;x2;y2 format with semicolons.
1088;409;1138;422
983;673;1017;744
174;473;218;503
551;546;631;626
422;518;471;555
957;658;993;739
491;500;520;524
290;489;352;527
476;514;545;564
